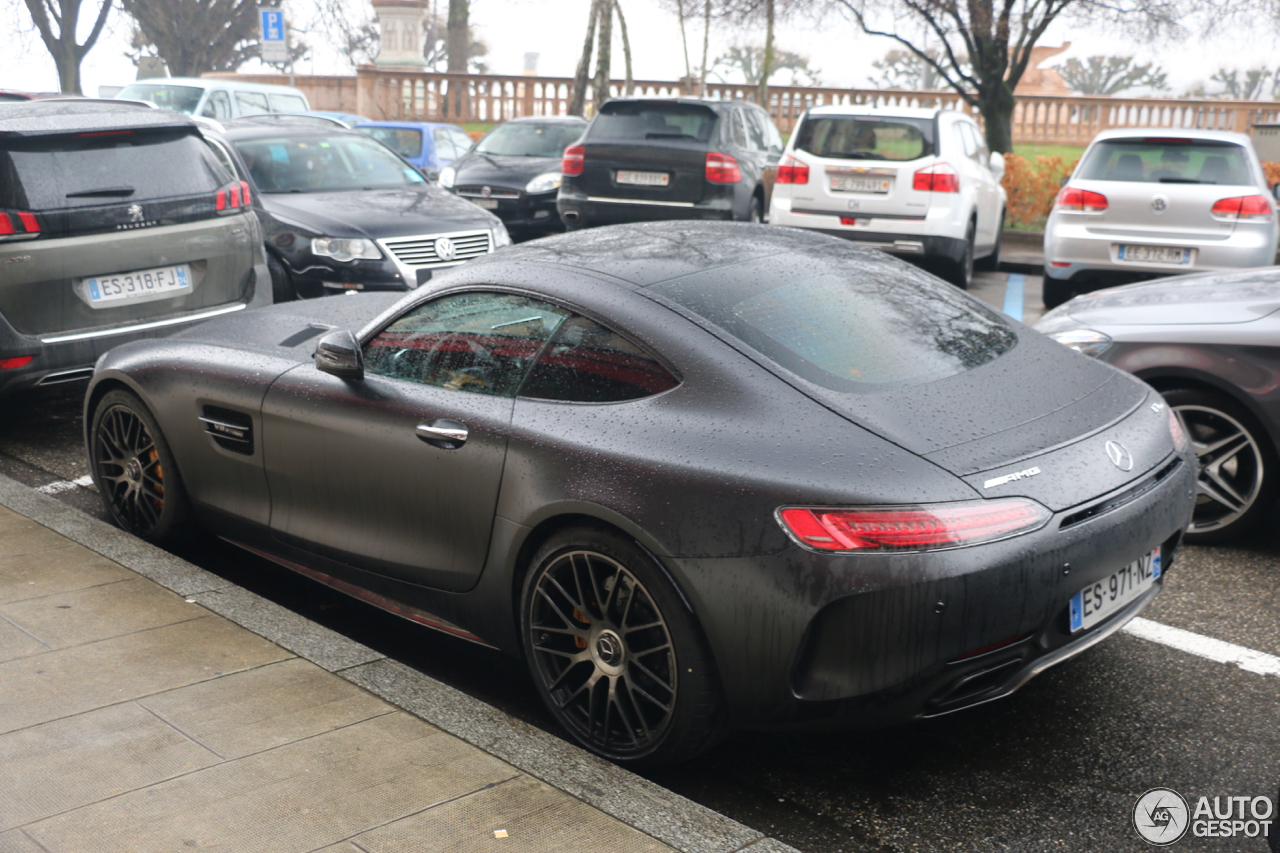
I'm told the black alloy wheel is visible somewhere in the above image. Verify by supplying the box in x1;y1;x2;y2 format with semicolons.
90;389;192;544
1164;388;1277;544
748;194;764;224
946;219;975;289
268;252;296;303
521;527;724;765
975;209;1003;272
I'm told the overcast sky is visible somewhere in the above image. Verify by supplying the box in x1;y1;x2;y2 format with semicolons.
3;0;1277;99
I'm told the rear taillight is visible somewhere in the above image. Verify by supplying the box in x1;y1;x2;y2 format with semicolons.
0;209;41;239
912;162;960;193
0;356;34;370
776;154;809;185
562;145;585;176
215;180;252;213
705;152;742;184
1168;408;1188;450
1055;187;1108;213
1210;194;1273;222
778;499;1051;553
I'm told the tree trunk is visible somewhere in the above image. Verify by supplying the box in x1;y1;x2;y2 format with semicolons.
446;0;468;72
569;0;601;116
592;0;613;111
977;83;1016;154
675;0;691;86
699;0;710;97
755;0;774;106
615;0;633;95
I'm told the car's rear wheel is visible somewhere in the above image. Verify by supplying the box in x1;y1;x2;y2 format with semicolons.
521;526;725;766
1163;387;1277;544
89;389;192;544
747;194;763;224
975;210;1003;272
268;253;296;303
945;220;975;289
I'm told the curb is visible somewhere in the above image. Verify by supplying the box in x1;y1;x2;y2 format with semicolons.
0;472;800;853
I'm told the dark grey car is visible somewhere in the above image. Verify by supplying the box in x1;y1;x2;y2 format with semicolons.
0;100;269;397
1037;266;1280;542
84;222;1195;766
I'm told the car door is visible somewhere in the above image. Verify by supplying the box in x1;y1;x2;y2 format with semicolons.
957;120;999;247
743;106;782;207
261;290;571;591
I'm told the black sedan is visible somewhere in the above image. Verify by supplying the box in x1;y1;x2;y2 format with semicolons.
84;222;1195;766
440;116;587;234
203;117;510;301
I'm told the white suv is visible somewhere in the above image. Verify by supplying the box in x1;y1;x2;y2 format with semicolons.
768;106;1005;288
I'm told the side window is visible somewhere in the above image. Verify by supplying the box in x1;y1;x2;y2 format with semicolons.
730;110;750;149
432;129;457;161
235;91;271;116
202;90;231;119
744;109;770;152
520;315;680;403
269;94;307;113
204;138;240;181
363;292;570;397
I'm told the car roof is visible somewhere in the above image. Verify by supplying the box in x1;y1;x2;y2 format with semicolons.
119;77;306;95
1089;128;1254;146
354;120;467;131
803;105;947;120
502;115;588;124
599;97;752;111
218;116;365;139
0;100;196;138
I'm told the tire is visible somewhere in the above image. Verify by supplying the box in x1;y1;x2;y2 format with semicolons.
1041;277;1075;310
944;219;975;289
268;252;296;303
747;194;763;224
89;389;193;545
975;211;1003;272
1162;387;1278;544
521;525;726;766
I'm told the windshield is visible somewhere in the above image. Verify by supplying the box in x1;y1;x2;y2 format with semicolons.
116;84;204;114
476;122;585;156
1075;138;1253;184
232;134;427;193
357;126;423;160
794;116;935;161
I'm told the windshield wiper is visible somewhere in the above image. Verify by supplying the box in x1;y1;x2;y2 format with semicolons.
1158;178;1204;183
645;132;696;140
66;187;135;198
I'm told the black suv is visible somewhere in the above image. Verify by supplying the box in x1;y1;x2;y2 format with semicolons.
0;100;269;397
557;98;784;229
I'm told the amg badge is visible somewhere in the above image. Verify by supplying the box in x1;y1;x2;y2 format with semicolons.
984;466;1042;489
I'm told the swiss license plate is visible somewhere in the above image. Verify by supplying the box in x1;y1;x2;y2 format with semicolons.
1117;244;1191;264
85;264;192;305
1069;547;1161;632
471;198;499;209
616;170;669;187
831;176;891;193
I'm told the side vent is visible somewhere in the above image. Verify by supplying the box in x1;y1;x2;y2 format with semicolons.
200;406;254;455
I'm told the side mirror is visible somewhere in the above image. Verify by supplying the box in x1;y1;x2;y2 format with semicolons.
421;167;440;182
315;330;363;380
989;151;1005;180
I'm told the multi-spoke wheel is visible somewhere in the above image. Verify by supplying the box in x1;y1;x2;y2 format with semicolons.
89;389;192;543
521;527;724;766
1163;388;1277;544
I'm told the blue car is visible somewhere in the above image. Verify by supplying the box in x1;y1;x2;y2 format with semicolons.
356;121;475;174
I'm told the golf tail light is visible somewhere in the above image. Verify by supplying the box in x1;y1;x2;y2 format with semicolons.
562;145;585;176
0;209;41;238
776;154;809;184
705;152;742;184
912;162;960;193
1210;194;1273;222
778;499;1051;553
1055;187;1108;213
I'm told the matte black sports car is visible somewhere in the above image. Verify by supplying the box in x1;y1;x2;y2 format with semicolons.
84;222;1196;766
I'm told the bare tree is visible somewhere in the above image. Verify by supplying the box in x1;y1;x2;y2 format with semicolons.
713;44;819;87
870;48;965;91
18;0;113;94
1208;66;1278;100
614;0;634;95
835;0;1195;153
569;0;603;115
591;0;614;107
123;0;267;77
446;0;468;72
1056;55;1168;95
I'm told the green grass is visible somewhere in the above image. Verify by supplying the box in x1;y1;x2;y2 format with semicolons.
460;122;497;139
1012;143;1085;163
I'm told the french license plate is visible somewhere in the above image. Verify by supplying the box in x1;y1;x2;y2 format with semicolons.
86;264;192;305
471;198;499;209
1117;244;1191;264
616;170;669;187
831;176;891;193
1068;547;1161;632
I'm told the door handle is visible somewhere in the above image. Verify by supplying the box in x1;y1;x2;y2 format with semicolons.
416;419;468;448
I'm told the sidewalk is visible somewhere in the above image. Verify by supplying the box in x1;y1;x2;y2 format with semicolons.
0;474;797;853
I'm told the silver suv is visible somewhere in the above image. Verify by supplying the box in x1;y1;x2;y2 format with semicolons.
0;100;269;397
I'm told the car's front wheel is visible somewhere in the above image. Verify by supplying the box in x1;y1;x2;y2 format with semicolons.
89;389;192;544
1163;387;1277;544
268;252;296;303
521;526;725;766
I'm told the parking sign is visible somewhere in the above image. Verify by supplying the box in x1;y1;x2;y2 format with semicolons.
260;8;287;63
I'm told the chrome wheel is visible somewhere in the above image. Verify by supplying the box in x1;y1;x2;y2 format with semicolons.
527;548;678;759
1176;403;1266;535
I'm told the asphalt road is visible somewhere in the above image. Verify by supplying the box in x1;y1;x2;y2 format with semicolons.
2;270;1277;852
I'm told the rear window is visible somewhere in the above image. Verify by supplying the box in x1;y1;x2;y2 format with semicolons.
0;129;228;210
590;103;717;143
650;254;1015;391
794;116;934;161
1076;139;1253;184
116;83;203;113
477;122;585;156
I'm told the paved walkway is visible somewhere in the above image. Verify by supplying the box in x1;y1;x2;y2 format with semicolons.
0;476;795;853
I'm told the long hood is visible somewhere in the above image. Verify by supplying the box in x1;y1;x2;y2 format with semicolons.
262;187;498;238
1064;267;1280;326
453;153;561;188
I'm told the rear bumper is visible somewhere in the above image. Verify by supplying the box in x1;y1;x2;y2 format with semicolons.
769;202;967;263
557;186;738;226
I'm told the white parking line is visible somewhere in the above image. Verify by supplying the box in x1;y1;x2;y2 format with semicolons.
1123;617;1280;677
35;475;94;495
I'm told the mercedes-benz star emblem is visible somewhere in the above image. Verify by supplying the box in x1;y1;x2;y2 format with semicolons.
127;204;144;222
1151;196;1168;213
1105;440;1135;472
434;236;457;262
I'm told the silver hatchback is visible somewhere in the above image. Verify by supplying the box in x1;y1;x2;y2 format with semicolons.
1043;129;1278;308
